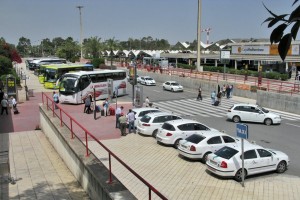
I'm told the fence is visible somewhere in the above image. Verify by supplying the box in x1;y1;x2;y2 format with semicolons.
118;63;300;96
41;92;167;200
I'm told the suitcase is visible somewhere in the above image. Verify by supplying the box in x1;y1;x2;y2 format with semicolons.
101;109;104;116
109;107;115;116
214;101;220;106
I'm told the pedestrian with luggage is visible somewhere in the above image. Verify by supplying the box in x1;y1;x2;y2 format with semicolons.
84;95;92;114
116;105;124;128
103;98;110;116
119;113;127;136
216;91;222;106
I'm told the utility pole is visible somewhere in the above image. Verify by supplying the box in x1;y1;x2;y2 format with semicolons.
76;6;84;60
196;0;203;72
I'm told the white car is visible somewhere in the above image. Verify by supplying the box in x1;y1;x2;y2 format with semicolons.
139;76;156;86
162;81;184;92
178;132;238;163
226;103;281;125
206;142;290;182
137;112;182;137
132;107;161;127
156;119;219;149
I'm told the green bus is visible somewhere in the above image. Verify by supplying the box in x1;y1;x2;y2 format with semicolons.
41;63;94;89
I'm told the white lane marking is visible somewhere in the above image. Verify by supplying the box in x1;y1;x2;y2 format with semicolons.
285;123;300;128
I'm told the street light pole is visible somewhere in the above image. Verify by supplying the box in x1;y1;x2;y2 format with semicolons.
77;6;84;60
196;0;203;72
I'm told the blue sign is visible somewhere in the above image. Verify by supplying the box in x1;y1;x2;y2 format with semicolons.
236;123;248;139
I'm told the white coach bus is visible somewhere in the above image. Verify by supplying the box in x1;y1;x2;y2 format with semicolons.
58;70;127;104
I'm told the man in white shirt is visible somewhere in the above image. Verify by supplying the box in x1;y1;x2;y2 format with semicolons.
145;97;150;107
127;109;135;133
115;106;124;128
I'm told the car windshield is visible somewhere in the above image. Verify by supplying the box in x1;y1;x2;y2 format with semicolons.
185;134;205;144
171;82;179;86
140;115;151;123
258;106;269;113
161;123;176;131
214;146;239;160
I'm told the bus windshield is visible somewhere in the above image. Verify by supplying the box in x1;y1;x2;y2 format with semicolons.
59;75;79;93
45;69;57;83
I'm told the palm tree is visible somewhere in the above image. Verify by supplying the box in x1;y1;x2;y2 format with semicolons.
83;36;102;58
105;37;119;69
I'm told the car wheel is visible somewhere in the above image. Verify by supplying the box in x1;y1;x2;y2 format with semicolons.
276;161;287;173
152;129;158;138
202;152;211;164
232;116;241;123
264;118;273;126
174;139;181;149
171;88;174;92
234;168;246;182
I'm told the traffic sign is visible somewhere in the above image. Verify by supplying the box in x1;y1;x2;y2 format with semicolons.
236;123;248;139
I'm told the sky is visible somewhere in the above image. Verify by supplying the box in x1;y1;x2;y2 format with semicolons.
0;0;295;46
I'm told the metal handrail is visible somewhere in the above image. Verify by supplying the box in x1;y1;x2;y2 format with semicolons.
42;92;168;200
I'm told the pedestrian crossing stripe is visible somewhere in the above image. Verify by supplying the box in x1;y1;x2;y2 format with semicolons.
153;98;299;121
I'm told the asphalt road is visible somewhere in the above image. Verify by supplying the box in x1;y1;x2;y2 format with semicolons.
126;81;300;177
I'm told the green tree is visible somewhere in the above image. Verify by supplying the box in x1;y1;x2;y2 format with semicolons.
52;37;65;54
56;37;80;62
105;37;119;68
83;36;102;58
0;56;13;75
263;0;300;60
16;37;31;57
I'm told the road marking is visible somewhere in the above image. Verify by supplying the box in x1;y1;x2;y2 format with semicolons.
285;123;300;128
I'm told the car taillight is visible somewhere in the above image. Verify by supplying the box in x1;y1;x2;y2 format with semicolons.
142;123;150;126
166;132;173;136
220;161;228;168
190;145;196;151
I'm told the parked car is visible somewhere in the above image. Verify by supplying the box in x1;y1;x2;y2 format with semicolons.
156;119;219;149
206;142;289;182
178;132;238;163
137;112;182;137
226;103;281;125
139;76;156;86
162;81;184;92
131;107;161;127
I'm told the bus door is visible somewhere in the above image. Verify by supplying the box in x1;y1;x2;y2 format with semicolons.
79;75;91;103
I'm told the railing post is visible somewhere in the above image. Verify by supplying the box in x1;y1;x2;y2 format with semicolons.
70;119;74;139
85;131;89;157
46;98;49;110
149;187;151;200
52;102;55;117
60;109;63;127
108;153;113;184
42;92;44;104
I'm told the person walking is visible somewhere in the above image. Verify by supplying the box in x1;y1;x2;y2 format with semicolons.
145;96;150;107
53;91;59;109
217;91;222;105
1;97;8;115
230;85;234;98
84;95;92;114
119;113;127;136
226;84;231;99
127;109;135;134
211;91;216;105
103;98;110;116
197;86;202;101
115;105;124;128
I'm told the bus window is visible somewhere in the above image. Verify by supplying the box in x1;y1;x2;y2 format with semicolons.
80;75;90;90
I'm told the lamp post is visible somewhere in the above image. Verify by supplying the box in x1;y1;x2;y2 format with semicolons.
196;0;203;72
76;6;84;60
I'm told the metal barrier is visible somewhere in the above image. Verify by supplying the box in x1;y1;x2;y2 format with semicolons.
41;92;167;200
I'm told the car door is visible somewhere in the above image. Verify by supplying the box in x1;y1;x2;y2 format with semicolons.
256;149;276;172
206;136;223;154
152;116;166;130
242;149;261;175
177;123;194;139
165;82;170;90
